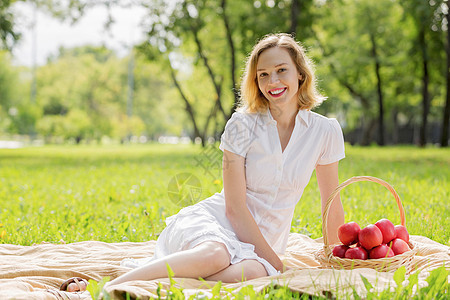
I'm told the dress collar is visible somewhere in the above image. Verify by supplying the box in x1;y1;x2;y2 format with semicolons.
262;108;310;127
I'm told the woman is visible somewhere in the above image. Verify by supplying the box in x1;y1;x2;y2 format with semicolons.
63;33;345;292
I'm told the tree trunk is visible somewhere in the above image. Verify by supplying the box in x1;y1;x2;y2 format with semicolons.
392;108;399;144
370;32;385;146
290;0;300;35
441;2;450;147
202;97;220;143
189;22;227;121
361;118;377;146
168;64;203;146
419;26;430;147
220;0;239;119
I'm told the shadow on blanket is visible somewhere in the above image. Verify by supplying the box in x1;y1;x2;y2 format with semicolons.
0;233;448;299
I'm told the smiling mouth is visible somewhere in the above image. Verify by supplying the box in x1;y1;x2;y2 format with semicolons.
268;88;287;97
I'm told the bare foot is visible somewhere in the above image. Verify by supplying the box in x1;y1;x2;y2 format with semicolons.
60;277;88;292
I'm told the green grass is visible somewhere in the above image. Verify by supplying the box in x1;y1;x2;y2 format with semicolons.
0;143;449;298
294;145;450;246
0;144;221;244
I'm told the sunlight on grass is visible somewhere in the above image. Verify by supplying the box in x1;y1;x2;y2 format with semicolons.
0;143;448;299
0;144;448;246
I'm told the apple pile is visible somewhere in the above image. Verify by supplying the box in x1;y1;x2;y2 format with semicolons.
332;219;411;260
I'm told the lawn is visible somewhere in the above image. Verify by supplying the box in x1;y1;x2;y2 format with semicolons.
0;143;448;298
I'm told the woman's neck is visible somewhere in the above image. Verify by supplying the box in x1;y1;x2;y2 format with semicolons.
269;105;299;129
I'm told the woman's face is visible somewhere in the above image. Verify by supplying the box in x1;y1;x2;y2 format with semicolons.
256;47;302;111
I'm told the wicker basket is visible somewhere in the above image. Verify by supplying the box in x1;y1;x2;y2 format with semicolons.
315;176;416;273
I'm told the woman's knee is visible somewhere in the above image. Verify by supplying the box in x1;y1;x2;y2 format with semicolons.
193;241;230;272
242;260;267;280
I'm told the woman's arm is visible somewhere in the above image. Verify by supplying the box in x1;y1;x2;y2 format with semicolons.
315;161;345;245
222;149;284;272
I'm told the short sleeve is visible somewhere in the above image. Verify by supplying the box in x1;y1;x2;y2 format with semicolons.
219;112;253;157
317;119;345;165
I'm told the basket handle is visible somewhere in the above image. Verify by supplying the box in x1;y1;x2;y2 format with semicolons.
322;176;406;247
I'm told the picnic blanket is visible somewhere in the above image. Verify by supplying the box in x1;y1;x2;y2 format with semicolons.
0;233;448;299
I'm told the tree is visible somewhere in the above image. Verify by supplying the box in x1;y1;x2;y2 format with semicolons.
442;1;449;147
0;0;21;50
137;0;319;143
36;109;90;143
29;0;319;144
0;51;37;135
0;51;16;110
401;0;446;146
34;45;168;142
10;0;448;147
312;0;407;145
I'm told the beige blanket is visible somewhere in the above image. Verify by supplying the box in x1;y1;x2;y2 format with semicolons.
0;233;448;299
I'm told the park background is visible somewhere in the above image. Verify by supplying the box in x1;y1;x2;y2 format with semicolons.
0;1;449;298
0;0;449;147
0;0;448;249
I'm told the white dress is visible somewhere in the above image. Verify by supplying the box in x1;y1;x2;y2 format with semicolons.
122;109;345;275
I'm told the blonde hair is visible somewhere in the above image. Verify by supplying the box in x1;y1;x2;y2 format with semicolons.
239;33;325;113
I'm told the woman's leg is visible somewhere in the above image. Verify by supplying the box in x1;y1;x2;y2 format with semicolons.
106;241;231;287
204;259;267;283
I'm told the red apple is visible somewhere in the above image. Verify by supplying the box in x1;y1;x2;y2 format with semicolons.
369;244;395;259
338;222;361;245
394;225;409;243
389;238;411;255
344;246;368;260
358;224;383;250
375;218;396;244
332;245;349;258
